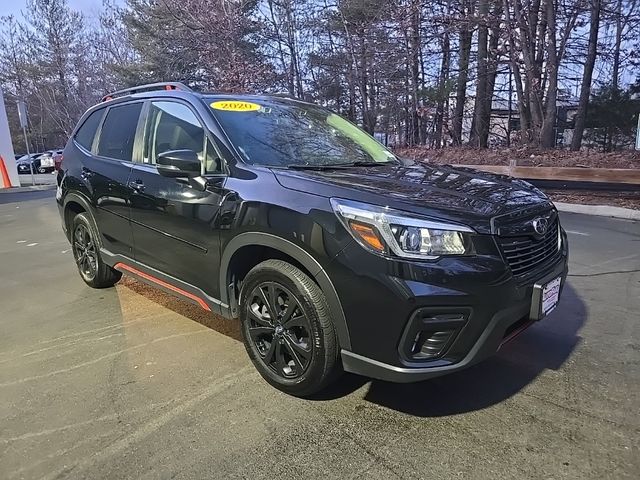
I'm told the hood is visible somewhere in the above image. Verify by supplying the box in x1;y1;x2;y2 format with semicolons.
272;162;551;232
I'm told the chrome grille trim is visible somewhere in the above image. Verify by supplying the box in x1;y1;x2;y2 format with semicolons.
496;213;561;277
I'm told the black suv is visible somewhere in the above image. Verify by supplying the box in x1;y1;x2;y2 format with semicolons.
57;82;568;396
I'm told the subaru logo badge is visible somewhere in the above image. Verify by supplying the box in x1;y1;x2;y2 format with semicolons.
532;217;549;235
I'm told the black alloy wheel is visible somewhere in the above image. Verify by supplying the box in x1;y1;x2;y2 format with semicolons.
239;259;340;396
72;223;98;282
246;281;313;379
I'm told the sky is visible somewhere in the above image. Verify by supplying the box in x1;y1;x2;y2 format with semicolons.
0;0;119;21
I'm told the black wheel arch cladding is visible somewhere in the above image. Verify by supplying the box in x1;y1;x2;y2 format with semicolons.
220;232;351;351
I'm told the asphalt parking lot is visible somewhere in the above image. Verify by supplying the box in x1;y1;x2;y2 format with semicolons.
1;188;638;480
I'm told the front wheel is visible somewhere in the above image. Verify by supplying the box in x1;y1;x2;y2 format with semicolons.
239;260;341;396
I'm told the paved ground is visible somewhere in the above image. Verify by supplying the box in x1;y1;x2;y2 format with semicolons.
1;190;638;480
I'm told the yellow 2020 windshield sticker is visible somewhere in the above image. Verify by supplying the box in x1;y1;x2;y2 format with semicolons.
210;100;261;112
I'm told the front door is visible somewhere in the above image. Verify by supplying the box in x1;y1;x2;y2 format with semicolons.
129;100;226;295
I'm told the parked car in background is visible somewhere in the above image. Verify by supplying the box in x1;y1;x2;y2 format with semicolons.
53;150;64;171
37;150;63;173
16;153;43;174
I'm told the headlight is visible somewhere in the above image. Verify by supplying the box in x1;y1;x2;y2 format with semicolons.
330;198;475;259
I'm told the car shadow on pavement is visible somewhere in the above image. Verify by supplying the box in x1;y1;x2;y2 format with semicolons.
358;283;586;416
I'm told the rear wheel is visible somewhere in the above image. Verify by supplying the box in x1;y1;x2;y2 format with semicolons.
239;260;341;396
71;212;121;288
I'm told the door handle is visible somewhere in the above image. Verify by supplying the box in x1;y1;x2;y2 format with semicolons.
128;179;145;192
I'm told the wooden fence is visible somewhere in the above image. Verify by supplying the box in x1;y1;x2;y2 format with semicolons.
456;165;640;186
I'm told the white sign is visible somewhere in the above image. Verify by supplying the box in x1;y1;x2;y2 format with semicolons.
0;88;21;188
17;100;28;129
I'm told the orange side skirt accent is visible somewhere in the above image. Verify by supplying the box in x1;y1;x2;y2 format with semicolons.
115;262;211;312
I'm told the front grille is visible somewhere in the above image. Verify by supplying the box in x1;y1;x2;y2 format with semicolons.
497;215;560;277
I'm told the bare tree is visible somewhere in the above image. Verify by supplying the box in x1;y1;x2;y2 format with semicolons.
2;0;638;152
469;0;490;146
451;0;475;145
571;0;601;151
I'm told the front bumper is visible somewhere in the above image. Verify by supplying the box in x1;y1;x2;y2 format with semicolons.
330;230;569;383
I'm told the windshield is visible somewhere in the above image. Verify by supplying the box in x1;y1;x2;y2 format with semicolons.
205;97;398;167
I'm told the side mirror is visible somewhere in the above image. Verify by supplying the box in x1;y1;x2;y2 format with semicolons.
156;149;201;177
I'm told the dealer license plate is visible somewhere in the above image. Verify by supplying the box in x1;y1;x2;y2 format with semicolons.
540;276;561;317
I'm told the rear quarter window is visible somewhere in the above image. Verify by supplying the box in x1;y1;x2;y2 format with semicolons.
74;109;105;151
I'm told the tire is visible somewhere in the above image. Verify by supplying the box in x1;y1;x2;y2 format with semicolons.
38;167;46;174
239;259;341;396
71;212;122;288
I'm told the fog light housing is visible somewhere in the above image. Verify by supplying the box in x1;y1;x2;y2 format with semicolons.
400;309;469;363
410;329;457;360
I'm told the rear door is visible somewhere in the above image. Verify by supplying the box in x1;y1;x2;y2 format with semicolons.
83;102;143;255
128;99;227;293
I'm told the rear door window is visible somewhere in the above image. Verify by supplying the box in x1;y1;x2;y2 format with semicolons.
74;109;105;151
96;103;143;161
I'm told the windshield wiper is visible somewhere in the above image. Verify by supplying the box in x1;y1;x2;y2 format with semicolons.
285;160;395;170
285;163;354;170
348;160;396;167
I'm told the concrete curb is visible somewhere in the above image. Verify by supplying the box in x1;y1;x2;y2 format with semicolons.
0;184;56;194
555;202;640;220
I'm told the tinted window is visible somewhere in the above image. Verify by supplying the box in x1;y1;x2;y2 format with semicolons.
97;103;142;161
206;97;398;167
75;109;104;151
143;101;220;172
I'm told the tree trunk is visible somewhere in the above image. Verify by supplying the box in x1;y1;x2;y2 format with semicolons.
452;2;473;145
504;0;531;142
266;1;289;94
540;0;558;149
409;0;421;145
469;0;489;147
359;33;373;133
434;29;451;148
513;0;545;143
479;2;502;147
612;0;622;90
571;0;601;151
347;62;356;121
283;2;303;97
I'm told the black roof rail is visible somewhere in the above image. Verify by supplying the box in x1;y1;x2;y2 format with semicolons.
101;82;192;102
